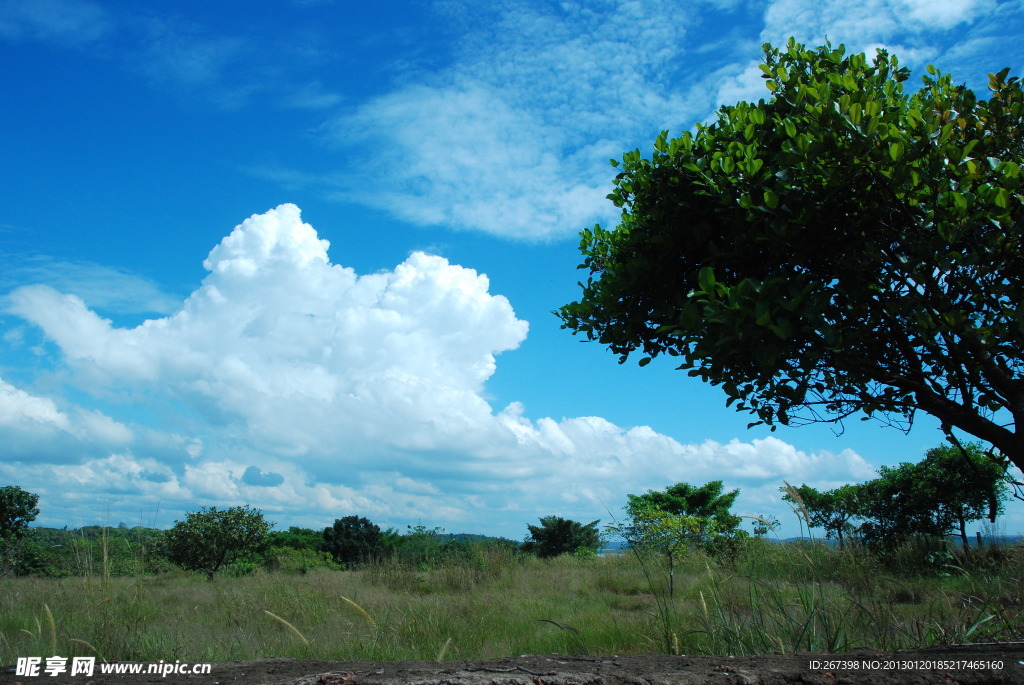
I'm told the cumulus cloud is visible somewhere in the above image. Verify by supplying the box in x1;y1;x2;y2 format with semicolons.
3;205;879;534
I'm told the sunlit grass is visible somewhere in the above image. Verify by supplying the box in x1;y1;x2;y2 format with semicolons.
1;541;1021;664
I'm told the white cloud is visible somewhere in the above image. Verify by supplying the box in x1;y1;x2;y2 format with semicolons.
0;376;132;461
0;0;111;47
0;376;72;431
3;205;879;535
0;255;180;316
761;0;999;53
323;0;705;240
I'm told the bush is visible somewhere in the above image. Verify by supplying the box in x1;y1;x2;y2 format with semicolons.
266;547;340;573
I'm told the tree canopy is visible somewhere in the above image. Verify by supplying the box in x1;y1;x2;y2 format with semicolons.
858;442;1008;548
624;481;744;556
523;516;601;558
786;442;1008;549
558;39;1024;474
782;483;861;545
0;485;40;577
164;505;271;579
0;485;39;543
323;515;388;566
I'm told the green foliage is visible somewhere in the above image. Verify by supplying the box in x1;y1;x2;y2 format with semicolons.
323;516;389;567
0;485;38;542
857;442;1010;550
750;514;780;538
269;526;325;552
0;485;40;576
393;524;446;568
265;547;340;573
559;38;1024;473
523;516;602;558
164;505;271;579
625;481;744;555
614;503;705;601
782;483;861;544
12;526;172;577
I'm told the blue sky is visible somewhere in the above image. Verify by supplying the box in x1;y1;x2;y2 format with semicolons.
2;0;1023;540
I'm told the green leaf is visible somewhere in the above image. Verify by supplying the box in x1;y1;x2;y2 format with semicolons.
848;102;862;125
698;266;716;293
994;187;1009;209
764;189;779;209
889;142;904;161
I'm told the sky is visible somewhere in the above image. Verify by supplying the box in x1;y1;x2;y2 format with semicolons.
2;0;1023;542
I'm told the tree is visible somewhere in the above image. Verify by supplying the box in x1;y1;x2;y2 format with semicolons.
558;39;1024;475
523;516;601;558
0;485;39;542
626;480;743;553
323;515;387;566
917;442;1008;547
613;503;705;598
164;505;271;579
782;483;861;545
857;442;1008;549
0;485;39;576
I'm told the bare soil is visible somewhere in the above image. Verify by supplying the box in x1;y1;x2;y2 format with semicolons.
4;644;1023;685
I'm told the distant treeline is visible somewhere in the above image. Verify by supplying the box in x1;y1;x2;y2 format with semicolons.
4;522;525;578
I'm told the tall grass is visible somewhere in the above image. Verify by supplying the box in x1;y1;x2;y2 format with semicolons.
0;540;1021;664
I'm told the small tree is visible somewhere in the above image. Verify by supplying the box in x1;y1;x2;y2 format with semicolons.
523;516;601;558
164;505;271;579
626;480;743;554
323;515;387;566
782;483;861;546
0;485;40;576
615;503;705;598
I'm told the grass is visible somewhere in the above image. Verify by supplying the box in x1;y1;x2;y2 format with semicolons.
1;541;1021;664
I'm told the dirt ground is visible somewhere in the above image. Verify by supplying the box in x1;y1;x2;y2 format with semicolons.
3;644;1023;685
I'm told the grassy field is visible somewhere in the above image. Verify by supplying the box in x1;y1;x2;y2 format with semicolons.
2;540;1022;664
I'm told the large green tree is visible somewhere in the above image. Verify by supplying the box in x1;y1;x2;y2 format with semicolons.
558;39;1024;474
164;505;271;579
